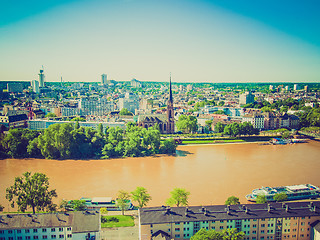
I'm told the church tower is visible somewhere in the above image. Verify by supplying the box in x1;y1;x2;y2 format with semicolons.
167;74;175;134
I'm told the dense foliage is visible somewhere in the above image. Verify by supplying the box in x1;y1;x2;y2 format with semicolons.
6;172;57;214
214;122;259;137
166;188;190;207
0;123;176;160
191;228;245;240
176;115;198;133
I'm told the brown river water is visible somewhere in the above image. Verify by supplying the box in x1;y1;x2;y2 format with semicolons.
0;141;320;210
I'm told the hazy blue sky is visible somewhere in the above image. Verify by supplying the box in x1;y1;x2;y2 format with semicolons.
1;0;320;82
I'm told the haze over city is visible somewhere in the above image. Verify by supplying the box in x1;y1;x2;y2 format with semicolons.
1;0;320;83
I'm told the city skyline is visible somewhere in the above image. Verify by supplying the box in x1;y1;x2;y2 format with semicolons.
1;0;320;83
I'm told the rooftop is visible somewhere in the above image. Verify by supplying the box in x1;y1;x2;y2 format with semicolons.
139;201;320;225
0;210;100;233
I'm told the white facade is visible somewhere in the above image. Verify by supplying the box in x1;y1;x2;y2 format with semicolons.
39;70;45;88
31;80;40;93
101;74;107;85
0;211;100;240
79;98;114;116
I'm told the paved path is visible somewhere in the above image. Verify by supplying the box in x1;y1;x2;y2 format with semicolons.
100;211;139;240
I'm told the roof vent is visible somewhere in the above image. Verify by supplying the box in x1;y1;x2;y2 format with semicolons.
245;207;248;214
267;204;271;213
282;203;286;209
285;205;289;212
201;206;205;212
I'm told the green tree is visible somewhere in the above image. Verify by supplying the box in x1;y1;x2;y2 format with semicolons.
119;108;133;116
160;138;177;154
131;187;152;208
165;188;190;207
70;117;86;122
222;228;245;240
215;122;225;133
176;115;198;133
225;196;240;205
2;128;39;158
191;228;244;240
190;228;223;240
273;193;288;202
59;199;69;212
97;123;104;137
116;190;131;215
100;207;108;215
6;172;57;214
282;131;290;139
45;112;57;118
69;200;86;211
256;195;267;204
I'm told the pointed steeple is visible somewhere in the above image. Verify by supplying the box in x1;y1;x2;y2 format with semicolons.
169;73;173;103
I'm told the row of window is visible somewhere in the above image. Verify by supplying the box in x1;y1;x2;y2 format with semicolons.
0;228;71;235
0;234;72;240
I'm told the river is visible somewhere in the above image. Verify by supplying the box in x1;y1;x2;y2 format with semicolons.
0;141;320;210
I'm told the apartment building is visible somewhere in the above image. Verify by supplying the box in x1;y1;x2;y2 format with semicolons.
139;201;320;240
0;210;100;240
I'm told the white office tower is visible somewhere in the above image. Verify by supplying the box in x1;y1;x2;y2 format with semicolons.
294;84;300;91
101;74;108;85
31;80;40;93
39;69;45;87
118;92;139;114
239;91;255;105
78;98;114;116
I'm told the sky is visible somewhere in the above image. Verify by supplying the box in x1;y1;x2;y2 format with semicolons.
0;0;320;83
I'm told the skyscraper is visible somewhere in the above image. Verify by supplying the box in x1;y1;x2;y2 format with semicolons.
38;69;45;87
101;74;107;85
31;80;40;93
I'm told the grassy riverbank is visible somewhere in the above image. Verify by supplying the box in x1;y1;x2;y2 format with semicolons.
180;136;273;145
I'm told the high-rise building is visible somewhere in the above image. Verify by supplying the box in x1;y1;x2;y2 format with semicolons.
7;83;23;93
294;84;300;91
38;69;45;87
101;74;108;85
31;80;40;93
131;78;142;88
239;91;255;105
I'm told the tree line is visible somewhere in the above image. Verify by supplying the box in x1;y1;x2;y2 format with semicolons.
0;122;177;159
215;122;260;137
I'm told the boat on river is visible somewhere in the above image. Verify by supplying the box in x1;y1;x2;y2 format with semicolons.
246;184;320;202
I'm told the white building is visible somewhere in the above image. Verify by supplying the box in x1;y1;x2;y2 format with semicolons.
0;211;100;240
118;92;139;114
131;79;142;88
31;80;40;93
79;98;114;116
101;74;107;85
242;113;265;130
38;69;45;88
239;92;255;105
